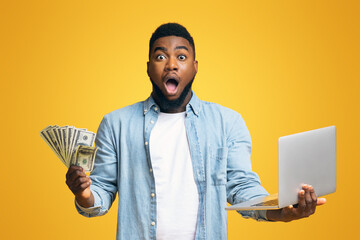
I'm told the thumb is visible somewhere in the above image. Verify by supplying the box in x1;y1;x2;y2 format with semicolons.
316;198;326;206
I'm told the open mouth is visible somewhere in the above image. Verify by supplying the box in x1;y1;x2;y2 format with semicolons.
164;76;179;94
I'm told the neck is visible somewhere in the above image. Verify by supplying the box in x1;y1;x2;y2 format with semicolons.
152;90;192;113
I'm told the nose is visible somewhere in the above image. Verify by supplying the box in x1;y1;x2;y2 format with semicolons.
165;56;178;71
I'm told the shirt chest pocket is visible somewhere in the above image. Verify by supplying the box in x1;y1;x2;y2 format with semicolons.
210;147;228;185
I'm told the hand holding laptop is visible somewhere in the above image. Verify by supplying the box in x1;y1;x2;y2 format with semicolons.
225;126;336;222
266;184;326;222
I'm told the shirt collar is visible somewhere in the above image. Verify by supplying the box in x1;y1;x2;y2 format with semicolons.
143;91;201;117
187;91;201;117
143;94;158;115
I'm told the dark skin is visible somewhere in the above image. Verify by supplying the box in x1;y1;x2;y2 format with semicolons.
147;36;198;113
66;166;94;208
266;184;326;222
66;35;326;221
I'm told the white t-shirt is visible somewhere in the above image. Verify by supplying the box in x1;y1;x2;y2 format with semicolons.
149;111;199;240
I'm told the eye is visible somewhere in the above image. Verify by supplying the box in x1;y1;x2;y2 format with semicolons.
178;55;186;60
156;54;166;60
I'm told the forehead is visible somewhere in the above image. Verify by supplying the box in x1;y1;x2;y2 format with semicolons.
152;36;193;53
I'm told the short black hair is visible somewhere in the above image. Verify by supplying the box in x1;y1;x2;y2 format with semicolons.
149;23;195;59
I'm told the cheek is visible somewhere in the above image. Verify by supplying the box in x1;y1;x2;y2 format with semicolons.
181;64;196;77
149;65;163;78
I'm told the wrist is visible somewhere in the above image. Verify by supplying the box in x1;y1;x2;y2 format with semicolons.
266;209;282;221
75;191;94;208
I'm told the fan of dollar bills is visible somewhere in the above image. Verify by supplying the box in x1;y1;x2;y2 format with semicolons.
40;125;98;172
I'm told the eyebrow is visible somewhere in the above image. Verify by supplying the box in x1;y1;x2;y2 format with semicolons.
153;45;189;53
175;46;189;51
154;47;167;53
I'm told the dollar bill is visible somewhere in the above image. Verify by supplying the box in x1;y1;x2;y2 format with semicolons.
66;126;75;163
40;125;97;171
71;145;98;172
60;126;68;161
40;126;66;165
46;126;65;163
69;129;96;163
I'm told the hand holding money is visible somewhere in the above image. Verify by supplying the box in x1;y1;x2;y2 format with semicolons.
40;125;98;172
66;165;95;208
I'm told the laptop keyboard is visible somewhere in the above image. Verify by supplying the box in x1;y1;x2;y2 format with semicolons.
251;199;278;207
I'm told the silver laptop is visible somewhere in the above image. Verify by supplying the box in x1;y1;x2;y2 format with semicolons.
226;126;336;211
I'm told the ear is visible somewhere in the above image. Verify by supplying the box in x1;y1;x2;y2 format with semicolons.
194;60;198;74
147;61;150;77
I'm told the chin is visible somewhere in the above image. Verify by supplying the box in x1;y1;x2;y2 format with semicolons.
165;93;181;101
150;78;194;111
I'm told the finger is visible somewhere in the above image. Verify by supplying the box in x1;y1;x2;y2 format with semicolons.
72;176;91;189
72;177;91;190
316;198;327;206
296;190;306;215
69;176;91;193
310;185;317;202
284;205;298;220
66;167;84;186
304;185;312;204
66;173;86;190
286;205;296;215
66;165;83;179
309;185;317;211
305;185;317;216
72;181;91;194
66;168;87;184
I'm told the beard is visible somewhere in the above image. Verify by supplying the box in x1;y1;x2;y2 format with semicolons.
150;77;194;112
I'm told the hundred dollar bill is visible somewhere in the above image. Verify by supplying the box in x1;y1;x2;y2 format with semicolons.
69;129;96;164
66;126;75;163
59;126;68;161
40;125;96;169
71;145;98;172
45;126;66;164
40;126;66;166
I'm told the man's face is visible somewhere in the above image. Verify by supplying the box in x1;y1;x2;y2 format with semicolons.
147;36;198;103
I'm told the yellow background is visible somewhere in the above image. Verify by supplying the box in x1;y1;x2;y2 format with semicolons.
1;0;359;239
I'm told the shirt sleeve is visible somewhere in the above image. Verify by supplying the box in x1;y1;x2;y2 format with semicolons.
75;115;118;218
225;113;270;221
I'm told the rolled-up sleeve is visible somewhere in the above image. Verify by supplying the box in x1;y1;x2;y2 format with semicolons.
76;115;118;218
225;113;270;221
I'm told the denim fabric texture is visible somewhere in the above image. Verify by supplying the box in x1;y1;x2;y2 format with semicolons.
75;92;269;240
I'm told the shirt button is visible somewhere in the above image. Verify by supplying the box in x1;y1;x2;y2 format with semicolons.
145;141;148;146
150;120;154;124
151;221;155;226
149;168;153;172
154;107;158;111
151;193;155;197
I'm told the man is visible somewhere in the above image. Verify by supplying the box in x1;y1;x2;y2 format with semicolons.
66;23;326;239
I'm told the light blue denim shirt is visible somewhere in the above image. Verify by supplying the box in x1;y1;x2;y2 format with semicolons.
76;92;269;240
